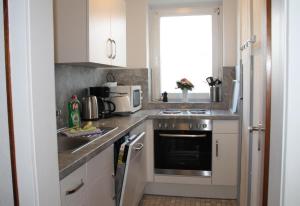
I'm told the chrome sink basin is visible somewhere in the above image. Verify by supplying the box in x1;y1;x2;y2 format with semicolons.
57;137;90;153
57;126;118;153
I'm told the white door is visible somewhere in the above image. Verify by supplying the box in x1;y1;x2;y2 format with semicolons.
239;0;267;205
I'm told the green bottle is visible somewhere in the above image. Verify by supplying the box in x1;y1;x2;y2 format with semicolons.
68;95;81;128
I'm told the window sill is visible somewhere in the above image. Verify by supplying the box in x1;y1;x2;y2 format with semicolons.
150;98;214;104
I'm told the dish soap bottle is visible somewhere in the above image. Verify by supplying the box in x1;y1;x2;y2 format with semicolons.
68;95;81;128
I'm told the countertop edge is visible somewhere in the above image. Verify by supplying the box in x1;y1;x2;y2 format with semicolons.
59;110;239;180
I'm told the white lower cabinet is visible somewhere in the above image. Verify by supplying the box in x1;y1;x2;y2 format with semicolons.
212;121;239;186
86;145;115;206
60;145;115;206
60;164;87;206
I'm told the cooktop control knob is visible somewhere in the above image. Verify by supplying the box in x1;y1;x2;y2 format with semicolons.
158;123;162;128
172;123;175;129
202;124;207;128
189;124;193;129
164;123;168;128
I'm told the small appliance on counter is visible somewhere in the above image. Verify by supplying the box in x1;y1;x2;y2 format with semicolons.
81;95;99;121
110;85;142;115
88;86;116;119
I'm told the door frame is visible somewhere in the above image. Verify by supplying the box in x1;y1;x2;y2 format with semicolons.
5;0;61;205
262;0;271;205
3;0;19;204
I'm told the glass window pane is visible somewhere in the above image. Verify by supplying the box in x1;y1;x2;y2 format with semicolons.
160;15;212;94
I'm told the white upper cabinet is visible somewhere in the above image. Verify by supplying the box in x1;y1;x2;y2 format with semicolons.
88;0;112;65
110;0;127;67
54;0;126;67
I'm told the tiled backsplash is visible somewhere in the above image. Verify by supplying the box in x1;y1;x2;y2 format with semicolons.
55;65;149;128
55;64;235;128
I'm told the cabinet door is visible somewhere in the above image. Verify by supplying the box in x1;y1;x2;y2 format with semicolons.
60;164;87;206
86;145;115;206
54;0;88;63
110;0;127;67
88;0;112;65
212;133;238;186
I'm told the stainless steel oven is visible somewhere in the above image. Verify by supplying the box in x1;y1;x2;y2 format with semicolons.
154;119;212;177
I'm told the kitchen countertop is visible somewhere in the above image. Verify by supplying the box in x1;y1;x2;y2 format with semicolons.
58;109;239;180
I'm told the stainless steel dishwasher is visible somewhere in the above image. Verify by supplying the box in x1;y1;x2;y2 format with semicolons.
115;131;146;206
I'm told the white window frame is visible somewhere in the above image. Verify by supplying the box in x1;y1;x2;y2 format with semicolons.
149;5;223;101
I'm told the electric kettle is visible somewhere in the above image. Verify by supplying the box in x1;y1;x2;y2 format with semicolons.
81;96;99;120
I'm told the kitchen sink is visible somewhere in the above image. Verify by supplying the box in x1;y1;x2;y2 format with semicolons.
57;127;118;153
57;137;90;153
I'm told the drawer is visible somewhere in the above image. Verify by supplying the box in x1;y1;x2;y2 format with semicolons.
60;164;87;206
213;120;239;134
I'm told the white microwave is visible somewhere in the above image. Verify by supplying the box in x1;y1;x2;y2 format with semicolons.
110;85;142;114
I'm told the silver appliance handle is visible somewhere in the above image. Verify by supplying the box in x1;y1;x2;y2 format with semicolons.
129;132;145;144
129;132;145;155
133;143;144;151
159;134;207;138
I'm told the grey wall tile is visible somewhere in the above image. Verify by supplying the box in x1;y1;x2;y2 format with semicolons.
55;65;235;128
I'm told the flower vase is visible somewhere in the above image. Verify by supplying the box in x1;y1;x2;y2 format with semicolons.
182;89;188;102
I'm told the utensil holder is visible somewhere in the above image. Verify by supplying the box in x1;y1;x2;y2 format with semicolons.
210;86;222;102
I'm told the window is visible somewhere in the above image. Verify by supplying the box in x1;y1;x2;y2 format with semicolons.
150;6;221;101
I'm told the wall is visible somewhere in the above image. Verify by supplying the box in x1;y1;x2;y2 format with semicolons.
281;0;300;205
126;0;149;68
269;0;300;205
145;66;236;109
268;0;286;205
0;1;14;205
130;0;238;68
55;66;234;128
9;0;60;205
223;0;237;66
55;65;149;128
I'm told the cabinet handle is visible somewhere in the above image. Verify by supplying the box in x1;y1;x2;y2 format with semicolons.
65;179;84;195
216;140;219;157
106;38;113;59
111;40;116;59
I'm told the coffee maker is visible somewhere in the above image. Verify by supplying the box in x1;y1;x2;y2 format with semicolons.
88;87;116;118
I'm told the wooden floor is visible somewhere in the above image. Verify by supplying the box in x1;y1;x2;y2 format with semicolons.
139;195;237;206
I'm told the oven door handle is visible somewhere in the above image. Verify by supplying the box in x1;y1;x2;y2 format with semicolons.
159;134;207;138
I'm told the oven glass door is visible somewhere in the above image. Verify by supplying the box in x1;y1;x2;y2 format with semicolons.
154;130;212;176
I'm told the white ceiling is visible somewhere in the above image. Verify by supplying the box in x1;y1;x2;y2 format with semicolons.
149;0;222;6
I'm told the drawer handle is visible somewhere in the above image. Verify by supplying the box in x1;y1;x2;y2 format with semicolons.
216;140;219;157
66;179;84;195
